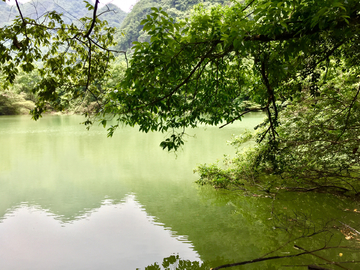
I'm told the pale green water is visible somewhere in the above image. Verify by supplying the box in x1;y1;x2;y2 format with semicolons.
0;114;359;270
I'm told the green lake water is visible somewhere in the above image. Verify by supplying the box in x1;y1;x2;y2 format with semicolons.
0;114;359;270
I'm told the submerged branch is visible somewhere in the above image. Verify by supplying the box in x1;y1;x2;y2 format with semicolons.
211;246;357;270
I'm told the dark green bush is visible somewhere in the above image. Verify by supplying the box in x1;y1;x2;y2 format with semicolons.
0;94;18;115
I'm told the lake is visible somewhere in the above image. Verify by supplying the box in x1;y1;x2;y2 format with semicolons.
0;114;359;269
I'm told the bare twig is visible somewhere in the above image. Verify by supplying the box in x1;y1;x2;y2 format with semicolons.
97;5;118;18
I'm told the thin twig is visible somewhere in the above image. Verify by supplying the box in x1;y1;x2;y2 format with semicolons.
294;245;349;270
339;221;360;236
337;85;360;141
219;108;265;129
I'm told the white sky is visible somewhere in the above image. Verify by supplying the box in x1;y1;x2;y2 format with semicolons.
5;0;138;13
92;0;139;13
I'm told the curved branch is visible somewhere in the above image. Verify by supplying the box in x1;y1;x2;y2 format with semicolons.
139;42;220;109
212;246;356;270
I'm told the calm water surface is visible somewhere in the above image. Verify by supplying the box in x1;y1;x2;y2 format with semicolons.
0;114;359;269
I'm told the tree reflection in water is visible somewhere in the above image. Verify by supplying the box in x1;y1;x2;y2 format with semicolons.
144;254;209;270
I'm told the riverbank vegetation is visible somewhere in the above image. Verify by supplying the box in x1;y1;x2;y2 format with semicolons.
116;0;360;196
196;61;360;195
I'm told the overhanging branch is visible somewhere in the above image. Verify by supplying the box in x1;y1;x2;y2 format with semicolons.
219;107;265;129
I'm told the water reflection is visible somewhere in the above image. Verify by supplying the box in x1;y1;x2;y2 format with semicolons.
1;114;261;269
0;194;200;270
1;115;359;269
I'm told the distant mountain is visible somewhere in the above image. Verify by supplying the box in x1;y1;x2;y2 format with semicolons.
115;0;228;50
0;0;127;28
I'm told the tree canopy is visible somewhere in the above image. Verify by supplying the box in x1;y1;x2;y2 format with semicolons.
1;0;360;192
103;0;359;147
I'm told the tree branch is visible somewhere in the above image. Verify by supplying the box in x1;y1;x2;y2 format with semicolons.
260;59;278;140
139;42;219;109
84;0;99;38
294;245;350;270
242;0;256;12
337;85;360;141
219;108;265;129
211;246;356;270
14;0;26;25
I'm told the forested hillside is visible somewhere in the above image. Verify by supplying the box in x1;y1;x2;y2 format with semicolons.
0;0;127;27
116;0;228;50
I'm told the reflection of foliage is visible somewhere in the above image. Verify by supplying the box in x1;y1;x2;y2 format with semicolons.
142;219;360;270
211;223;360;270
145;224;360;270
190;186;360;269
145;254;208;270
